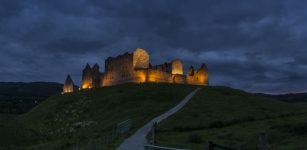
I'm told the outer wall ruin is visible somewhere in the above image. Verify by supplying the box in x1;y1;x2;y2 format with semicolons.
63;48;209;93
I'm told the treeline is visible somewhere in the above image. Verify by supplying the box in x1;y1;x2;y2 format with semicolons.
0;82;62;114
258;93;307;103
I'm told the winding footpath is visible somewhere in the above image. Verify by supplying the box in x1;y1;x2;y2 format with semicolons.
117;87;201;150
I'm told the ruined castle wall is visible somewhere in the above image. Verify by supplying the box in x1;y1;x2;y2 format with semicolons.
171;59;183;75
172;74;186;84
186;75;198;85
195;72;208;85
63;85;73;93
132;69;147;83
103;49;150;86
92;66;101;88
103;70;147;86
100;73;104;87
63;75;76;93
63;82;74;93
103;53;135;86
133;48;149;69
152;63;172;73
186;70;209;85
82;69;93;89
147;69;173;83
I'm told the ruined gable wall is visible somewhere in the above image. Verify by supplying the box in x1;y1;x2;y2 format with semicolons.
63;84;73;93
82;68;93;89
92;65;102;88
63;76;74;93
186;65;209;85
194;71;209;85
103;53;135;86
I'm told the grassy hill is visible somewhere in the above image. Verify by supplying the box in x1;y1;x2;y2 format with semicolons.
0;83;196;150
154;86;307;150
0;82;63;113
1;84;306;150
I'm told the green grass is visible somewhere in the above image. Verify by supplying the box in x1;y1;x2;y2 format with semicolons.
0;83;196;150
154;86;307;150
2;84;306;150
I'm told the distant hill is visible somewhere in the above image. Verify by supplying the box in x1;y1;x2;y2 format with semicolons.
0;82;63;113
257;93;307;103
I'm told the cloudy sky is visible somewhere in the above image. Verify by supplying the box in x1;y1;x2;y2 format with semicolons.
0;0;306;93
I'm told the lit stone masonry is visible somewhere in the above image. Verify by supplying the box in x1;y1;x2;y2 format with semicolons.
62;74;76;94
81;64;93;89
133;48;149;69
171;59;183;75
63;48;209;93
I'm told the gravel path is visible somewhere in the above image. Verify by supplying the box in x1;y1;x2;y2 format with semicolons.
117;87;201;150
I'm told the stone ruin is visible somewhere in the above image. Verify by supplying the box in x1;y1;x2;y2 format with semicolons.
63;48;209;93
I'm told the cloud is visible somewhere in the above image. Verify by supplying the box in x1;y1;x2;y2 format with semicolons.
0;0;306;93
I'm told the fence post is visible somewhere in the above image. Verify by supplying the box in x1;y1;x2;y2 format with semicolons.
151;122;157;144
208;141;214;150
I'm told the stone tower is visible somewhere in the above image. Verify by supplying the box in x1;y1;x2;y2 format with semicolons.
63;74;75;93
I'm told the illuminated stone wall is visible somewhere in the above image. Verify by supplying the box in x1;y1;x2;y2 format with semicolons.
75;49;209;90
196;64;209;85
133;48;149;69
81;64;103;89
151;63;172;73
82;64;93;89
103;53;135;86
92;64;102;88
147;69;173;83
133;69;147;83
171;59;183;75
172;74;186;84
103;69;147;86
186;64;209;85
63;75;75;93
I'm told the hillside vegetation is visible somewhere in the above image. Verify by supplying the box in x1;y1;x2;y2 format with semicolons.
1;84;306;150
154;86;307;150
0;83;196;150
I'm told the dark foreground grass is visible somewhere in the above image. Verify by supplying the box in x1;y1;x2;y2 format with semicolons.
154;86;307;150
0;83;196;150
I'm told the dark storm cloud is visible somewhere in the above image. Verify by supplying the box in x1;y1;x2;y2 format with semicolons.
0;0;306;93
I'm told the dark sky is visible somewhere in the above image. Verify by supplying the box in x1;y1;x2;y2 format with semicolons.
0;0;306;93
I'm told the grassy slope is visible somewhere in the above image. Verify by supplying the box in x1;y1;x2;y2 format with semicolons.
0;83;196;150
155;86;307;150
